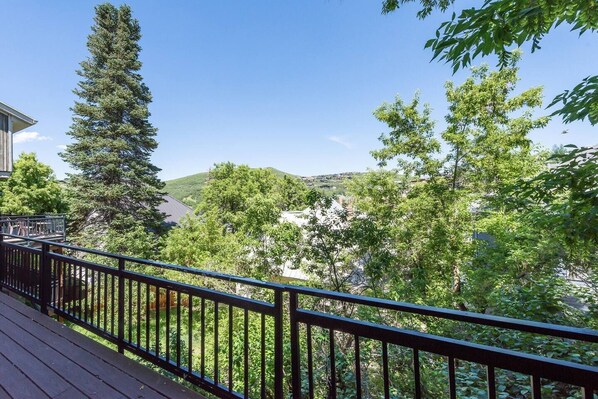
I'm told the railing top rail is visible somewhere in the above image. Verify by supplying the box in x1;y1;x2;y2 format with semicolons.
43;250;276;314
0;214;66;219
0;233;285;291
1;233;596;344
286;285;598;343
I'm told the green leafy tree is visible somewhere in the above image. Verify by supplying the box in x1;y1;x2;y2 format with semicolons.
0;152;66;215
278;174;309;211
199;163;307;235
515;145;598;250
163;163;309;279
300;193;365;293
61;3;164;245
380;0;598;250
354;60;548;309
162;212;245;274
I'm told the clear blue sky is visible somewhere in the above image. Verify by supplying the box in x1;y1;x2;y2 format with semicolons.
2;1;596;180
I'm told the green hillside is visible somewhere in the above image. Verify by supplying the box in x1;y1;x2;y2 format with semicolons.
164;167;360;205
163;171;210;205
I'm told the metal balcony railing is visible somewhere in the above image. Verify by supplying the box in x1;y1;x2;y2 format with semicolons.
0;214;66;242
0;233;596;399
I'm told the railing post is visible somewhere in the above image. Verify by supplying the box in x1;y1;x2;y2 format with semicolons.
40;242;50;315
118;257;125;354
61;215;66;241
0;234;4;291
274;289;284;399
289;291;301;399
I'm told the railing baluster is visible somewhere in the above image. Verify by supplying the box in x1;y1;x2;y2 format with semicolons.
383;342;390;399
84;266;89;323
487;365;496;399
414;349;421;399
62;259;67;311
30;250;35;297
79;263;83;321
56;259;62;311
128;278;133;343
40;243;49;315
67;260;72;314
103;271;108;332
354;334;361;399
165;288;171;362
97;271;102;329
290;291;301;399
0;235;4;289
214;300;219;385
531;375;542;399
274;289;284;399
10;247;14;291
201;297;206;378
188;294;193;374
228;304;233;392
260;313;266;399
117;258;125;354
90;268;95;325
8;247;12;291
111;272;115;335
243;308;248;399
176;291;181;367
136;280;141;347
11;247;15;291
329;328;336;399
448;356;456;399
145;283;150;351
155;286;160;356
24;249;27;298
582;386;594;399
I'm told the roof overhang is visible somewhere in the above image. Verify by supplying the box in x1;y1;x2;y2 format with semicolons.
0;101;37;133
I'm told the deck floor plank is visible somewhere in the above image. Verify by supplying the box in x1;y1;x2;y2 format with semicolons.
0;312;126;399
0;386;11;399
0;292;205;399
0;353;49;399
0;307;165;399
0;330;79;399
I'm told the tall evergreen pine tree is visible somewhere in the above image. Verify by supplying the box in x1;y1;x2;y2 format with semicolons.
62;3;164;240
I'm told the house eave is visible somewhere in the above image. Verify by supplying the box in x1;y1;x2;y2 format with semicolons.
0;101;37;132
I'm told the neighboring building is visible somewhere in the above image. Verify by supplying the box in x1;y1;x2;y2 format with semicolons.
0;101;37;178
159;194;193;227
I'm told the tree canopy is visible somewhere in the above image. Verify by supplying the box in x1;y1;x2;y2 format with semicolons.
379;0;598;266
162;163;308;278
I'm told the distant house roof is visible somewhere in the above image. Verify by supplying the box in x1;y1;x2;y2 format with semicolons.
159;195;193;227
0;101;37;133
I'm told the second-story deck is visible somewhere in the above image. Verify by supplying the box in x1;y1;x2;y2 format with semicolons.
0;233;596;399
0;215;66;244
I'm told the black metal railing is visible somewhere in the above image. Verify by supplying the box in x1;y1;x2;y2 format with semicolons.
0;233;596;399
0;214;66;241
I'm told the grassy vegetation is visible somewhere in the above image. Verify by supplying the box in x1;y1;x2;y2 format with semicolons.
163;171;210;205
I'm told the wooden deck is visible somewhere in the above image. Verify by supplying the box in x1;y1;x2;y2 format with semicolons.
0;292;206;399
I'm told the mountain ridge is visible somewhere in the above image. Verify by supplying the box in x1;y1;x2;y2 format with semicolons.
164;167;361;204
